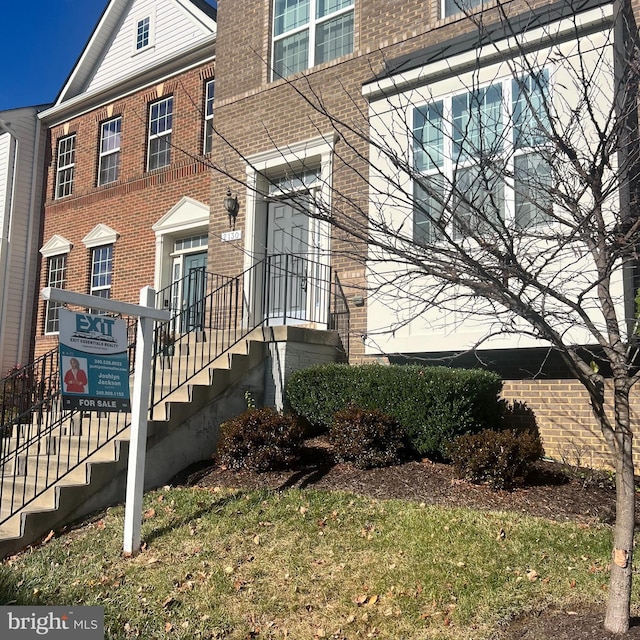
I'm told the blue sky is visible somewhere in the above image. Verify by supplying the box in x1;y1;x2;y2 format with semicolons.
0;1;110;111
0;0;218;113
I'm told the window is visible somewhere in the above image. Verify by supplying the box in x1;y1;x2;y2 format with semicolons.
413;70;552;243
443;0;483;18
136;16;150;50
90;245;113;299
147;97;173;170
44;254;67;333
174;234;208;252
203;80;215;154
272;0;354;79
55;135;76;199
98;117;121;185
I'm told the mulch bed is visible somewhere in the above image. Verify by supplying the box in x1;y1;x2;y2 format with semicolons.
173;436;640;639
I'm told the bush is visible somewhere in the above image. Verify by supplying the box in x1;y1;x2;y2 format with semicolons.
216;408;303;472
329;406;406;469
286;363;503;459
448;428;544;490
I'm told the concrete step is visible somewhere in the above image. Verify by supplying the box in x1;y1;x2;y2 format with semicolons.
0;322;294;556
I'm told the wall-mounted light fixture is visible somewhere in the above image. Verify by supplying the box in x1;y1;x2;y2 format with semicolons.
224;189;240;229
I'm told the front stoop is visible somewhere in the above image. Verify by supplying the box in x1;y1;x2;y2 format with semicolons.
0;326;344;559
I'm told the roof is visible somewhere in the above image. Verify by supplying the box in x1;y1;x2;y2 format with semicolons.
372;0;613;82
51;0;217;110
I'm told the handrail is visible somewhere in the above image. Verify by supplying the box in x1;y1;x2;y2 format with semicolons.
0;317;137;525
0;255;349;527
150;254;335;408
330;272;350;360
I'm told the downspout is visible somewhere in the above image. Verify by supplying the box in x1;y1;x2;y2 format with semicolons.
613;0;639;337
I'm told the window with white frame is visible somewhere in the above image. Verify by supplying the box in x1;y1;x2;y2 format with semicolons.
90;245;113;299
136;16;151;50
203;80;215;154
272;0;354;79
44;254;67;333
413;69;552;244
55;135;76;199
147;97;173;170
98;117;121;185
442;0;483;18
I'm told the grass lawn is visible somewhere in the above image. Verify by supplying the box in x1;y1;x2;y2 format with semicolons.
0;486;630;639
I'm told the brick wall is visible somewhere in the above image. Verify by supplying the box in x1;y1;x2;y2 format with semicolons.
211;0;577;362
502;379;640;471
35;62;216;359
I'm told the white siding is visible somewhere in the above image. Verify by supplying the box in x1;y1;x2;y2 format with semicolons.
86;0;214;93
0;107;43;374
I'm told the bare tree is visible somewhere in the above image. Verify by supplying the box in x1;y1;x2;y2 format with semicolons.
174;0;640;632
296;3;638;632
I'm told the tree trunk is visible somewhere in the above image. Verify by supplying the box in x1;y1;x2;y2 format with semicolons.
604;385;635;634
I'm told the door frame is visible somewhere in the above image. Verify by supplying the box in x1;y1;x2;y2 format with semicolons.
152;196;210;310
243;134;335;328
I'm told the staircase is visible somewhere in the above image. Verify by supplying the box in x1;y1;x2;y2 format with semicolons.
0;257;349;558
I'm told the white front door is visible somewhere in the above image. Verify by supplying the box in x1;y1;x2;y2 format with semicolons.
266;200;310;323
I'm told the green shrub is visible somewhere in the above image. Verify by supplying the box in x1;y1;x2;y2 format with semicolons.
329;406;406;469
286;363;503;458
216;408;303;472
448;428;544;490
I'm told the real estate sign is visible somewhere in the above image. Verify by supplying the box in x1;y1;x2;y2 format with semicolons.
59;309;130;412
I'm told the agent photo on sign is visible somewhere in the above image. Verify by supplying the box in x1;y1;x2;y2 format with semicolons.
63;356;88;393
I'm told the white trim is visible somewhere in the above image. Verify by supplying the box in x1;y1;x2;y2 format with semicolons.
40;234;73;258
152;196;210;292
82;223;119;248
152;195;210;234
132;11;156;55
247;133;337;172
243;134;335;326
55;0;217;110
362;4;614;100
39;48;215;128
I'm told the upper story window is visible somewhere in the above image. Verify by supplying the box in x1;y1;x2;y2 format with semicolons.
98;117;122;186
272;0;354;79
413;70;552;244
136;16;151;50
203;80;215;154
90;245;113;299
44;254;67;334
147;97;173;171
55;134;76;199
442;0;483;18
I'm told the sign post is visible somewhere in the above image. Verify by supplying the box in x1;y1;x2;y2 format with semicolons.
41;286;170;556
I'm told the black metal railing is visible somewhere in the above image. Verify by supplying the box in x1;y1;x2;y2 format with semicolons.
0;317;137;526
150;254;338;408
330;273;350;360
0;255;349;528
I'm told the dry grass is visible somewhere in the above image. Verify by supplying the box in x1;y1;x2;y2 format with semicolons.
0;486;628;639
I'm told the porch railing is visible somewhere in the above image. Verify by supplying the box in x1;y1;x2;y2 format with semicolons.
0;254;349;528
150;254;342;406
